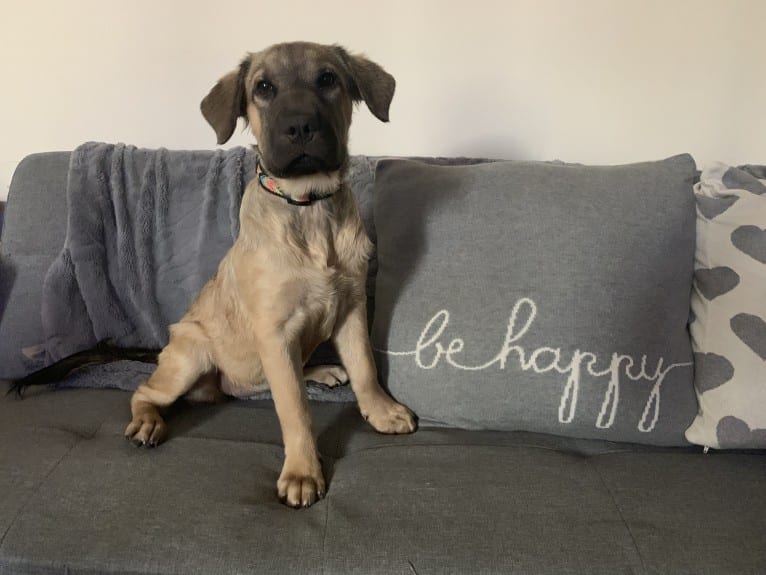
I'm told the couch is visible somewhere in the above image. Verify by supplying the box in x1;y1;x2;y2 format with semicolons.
1;150;764;575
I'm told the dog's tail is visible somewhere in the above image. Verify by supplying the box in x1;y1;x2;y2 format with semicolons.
8;340;159;398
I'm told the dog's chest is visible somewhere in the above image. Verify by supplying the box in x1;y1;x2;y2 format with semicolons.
230;197;368;346
253;223;360;342
294;239;356;343
301;268;343;341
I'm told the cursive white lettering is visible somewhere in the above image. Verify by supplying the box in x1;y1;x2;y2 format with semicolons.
376;298;692;432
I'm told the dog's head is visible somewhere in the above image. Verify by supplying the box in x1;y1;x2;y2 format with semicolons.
201;42;395;180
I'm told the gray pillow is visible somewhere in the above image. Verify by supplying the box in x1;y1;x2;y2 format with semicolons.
372;155;698;445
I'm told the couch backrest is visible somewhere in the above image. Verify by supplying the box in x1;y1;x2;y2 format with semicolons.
0;152;385;378
0;150;489;379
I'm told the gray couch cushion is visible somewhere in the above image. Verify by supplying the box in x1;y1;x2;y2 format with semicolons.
372;156;698;445
323;445;645;574
1;434;328;575
593;451;766;574
1;384;764;574
0;427;80;547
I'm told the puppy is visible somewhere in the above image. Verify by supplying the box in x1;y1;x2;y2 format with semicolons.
124;42;417;508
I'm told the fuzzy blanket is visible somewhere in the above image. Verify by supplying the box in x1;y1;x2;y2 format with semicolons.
42;143;253;358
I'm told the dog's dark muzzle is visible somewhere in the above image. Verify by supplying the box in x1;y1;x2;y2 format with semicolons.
265;110;344;177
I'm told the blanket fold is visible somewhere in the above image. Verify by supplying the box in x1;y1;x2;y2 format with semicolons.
42;142;255;360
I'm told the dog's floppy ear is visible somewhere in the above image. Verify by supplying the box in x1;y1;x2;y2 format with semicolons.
200;58;251;145
335;47;395;123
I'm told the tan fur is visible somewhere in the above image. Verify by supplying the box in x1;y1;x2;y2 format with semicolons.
125;43;415;508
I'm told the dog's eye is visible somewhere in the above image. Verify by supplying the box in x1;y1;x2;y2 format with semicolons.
317;71;337;90
254;80;275;99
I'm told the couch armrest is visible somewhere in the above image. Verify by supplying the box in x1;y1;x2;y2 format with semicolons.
0;152;71;378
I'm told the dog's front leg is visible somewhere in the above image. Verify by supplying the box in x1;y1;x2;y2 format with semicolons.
258;338;325;508
333;302;417;434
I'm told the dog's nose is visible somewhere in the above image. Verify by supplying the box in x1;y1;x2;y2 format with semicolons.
283;114;319;144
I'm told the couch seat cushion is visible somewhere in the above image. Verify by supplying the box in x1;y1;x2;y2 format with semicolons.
1;384;764;574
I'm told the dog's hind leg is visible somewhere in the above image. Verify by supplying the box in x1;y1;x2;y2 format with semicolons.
185;371;226;403
303;364;348;388
125;321;214;447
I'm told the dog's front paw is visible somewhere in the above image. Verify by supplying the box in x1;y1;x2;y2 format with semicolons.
124;403;167;447
362;398;417;435
277;458;326;508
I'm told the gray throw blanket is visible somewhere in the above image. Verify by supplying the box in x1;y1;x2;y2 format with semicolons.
43;143;252;357
41;142;353;401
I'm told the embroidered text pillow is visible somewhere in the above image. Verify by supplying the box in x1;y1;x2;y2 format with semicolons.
372;155;698;445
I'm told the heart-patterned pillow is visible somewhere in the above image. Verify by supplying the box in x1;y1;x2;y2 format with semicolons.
731;225;766;264
686;164;766;449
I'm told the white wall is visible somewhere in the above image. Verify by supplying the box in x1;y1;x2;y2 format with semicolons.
1;0;764;200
